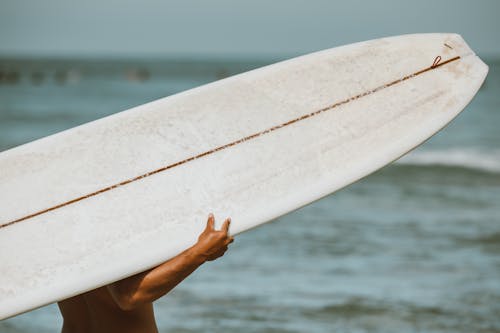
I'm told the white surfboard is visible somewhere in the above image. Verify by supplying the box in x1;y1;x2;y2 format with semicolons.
0;34;488;319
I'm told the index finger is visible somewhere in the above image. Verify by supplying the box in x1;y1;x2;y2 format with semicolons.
206;213;215;230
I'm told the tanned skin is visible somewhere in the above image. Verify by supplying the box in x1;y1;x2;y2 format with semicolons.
58;213;234;333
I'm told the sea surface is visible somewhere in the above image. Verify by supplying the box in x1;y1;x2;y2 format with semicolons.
0;57;499;333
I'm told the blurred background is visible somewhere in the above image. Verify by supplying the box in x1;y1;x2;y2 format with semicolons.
1;1;499;332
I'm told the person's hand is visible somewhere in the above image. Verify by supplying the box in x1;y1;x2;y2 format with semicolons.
194;213;234;262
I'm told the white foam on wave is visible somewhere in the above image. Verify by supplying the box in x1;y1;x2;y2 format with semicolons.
397;148;500;173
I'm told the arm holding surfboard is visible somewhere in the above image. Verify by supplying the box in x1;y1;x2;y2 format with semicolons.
57;214;233;332
107;213;234;311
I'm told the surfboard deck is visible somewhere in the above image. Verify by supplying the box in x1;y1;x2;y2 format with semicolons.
0;33;488;319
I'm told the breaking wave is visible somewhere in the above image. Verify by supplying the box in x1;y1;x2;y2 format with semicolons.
397;148;500;174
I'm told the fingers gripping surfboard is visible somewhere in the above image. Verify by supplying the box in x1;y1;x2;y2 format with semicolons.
0;34;488;319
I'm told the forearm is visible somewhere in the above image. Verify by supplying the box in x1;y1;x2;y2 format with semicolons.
108;245;206;309
142;245;207;297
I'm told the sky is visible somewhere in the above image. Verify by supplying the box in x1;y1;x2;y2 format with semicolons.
0;0;499;59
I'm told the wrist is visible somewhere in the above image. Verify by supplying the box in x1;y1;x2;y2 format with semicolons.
186;243;209;264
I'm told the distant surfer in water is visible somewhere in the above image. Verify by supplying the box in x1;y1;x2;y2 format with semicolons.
57;213;234;333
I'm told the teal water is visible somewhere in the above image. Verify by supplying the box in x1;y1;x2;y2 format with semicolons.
1;57;499;332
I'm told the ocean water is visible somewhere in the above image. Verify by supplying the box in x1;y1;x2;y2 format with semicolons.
0;57;499;333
